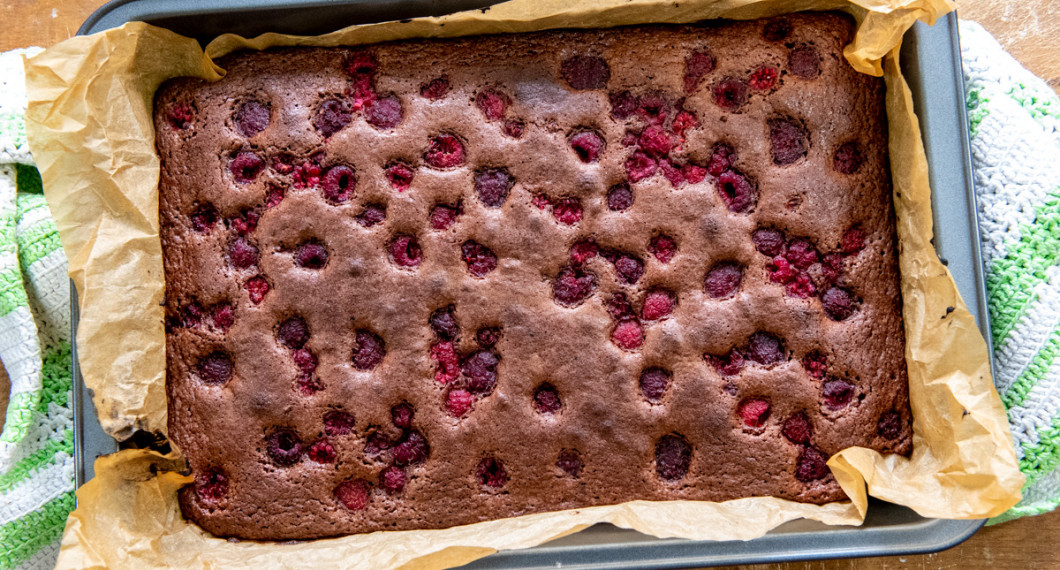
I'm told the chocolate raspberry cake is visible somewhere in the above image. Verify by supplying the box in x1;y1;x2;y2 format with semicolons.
156;12;911;540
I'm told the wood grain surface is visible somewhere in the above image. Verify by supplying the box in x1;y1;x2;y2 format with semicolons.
1;0;1058;567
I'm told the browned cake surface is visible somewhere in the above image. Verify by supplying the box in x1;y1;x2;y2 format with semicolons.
156;12;911;540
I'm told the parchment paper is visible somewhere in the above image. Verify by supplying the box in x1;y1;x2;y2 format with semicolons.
22;0;1024;568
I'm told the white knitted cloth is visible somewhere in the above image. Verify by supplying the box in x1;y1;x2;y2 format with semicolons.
961;21;1060;523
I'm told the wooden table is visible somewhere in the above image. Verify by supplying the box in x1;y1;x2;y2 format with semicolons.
2;0;1058;568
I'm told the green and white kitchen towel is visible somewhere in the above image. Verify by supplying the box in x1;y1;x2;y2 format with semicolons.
961;21;1060;524
0;47;76;570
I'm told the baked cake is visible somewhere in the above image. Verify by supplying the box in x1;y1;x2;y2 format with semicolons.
155;12;911;540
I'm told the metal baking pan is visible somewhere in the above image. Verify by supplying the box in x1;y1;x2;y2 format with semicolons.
73;2;988;567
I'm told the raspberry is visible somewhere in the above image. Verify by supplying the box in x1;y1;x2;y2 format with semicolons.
474;168;514;207
752;228;786;257
769;118;808;165
429;203;460;230
476;327;500;347
323;410;355;436
612;254;644;284
308;439;337;463
625;151;658;183
569;131;605;163
229;209;259;236
834;142;864;174
182;304;204;328
637;93;671;125
344;51;378;75
212;304;234;332
228;237;258;269
245;277;269;307
877;411;904;440
821;287;857;321
606;183;634;211
712;77;750;111
738;398;771;428
366;94;403;129
655;434;691;480
334;479;371;511
552;198;583;225
168;103;194;130
802;351;828;379
380;465;407;493
707;144;736;177
320;165;357;204
556;450;583;477
476;89;509;121
461;241;497;277
611;319;644;350
277;317;310;349
660;160;685;187
841;227;866;255
195;467;227;505
716;170;756;213
294;241;328;269
431;341;460;384
609;91;638;119
704;262;743;298
532;195;552;210
684;50;717;93
570;239;598;265
364;432;391;457
353;330;386;370
430;307;460;340
636;126;670;157
639;368;671;402
383;162;414;192
235;100;270;137
292;348;318;374
391;403;414;430
271;154;296;175
292;161;322;189
747;332;786;365
708;348;744;376
297;374;323;395
749;65;779;91
446;389;474;417
795;447;830;482
190;204;218;233
476;457;509;488
789;46;820;78
680;163;704;184
420;76;449;100
265;185;285;209
768;256;798;284
606;293;635;321
762;18;792;41
463;350;500;394
356;204;386;227
642;289;675;320
561;55;610;90
533;383;562;414
823;379;855;410
392;431;429;465
552;266;597;306
671;110;699;136
198;352;233;384
266;429;303;466
503;120;525;138
649;234;677;264
389;235;422;267
313;98;352;137
786;273;816;298
230;151;265;184
783;412;813;444
425;134;466;168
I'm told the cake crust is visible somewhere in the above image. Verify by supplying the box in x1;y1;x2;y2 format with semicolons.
157;12;911;540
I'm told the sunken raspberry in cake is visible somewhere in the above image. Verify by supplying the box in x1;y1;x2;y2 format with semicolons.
156;12;911;540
